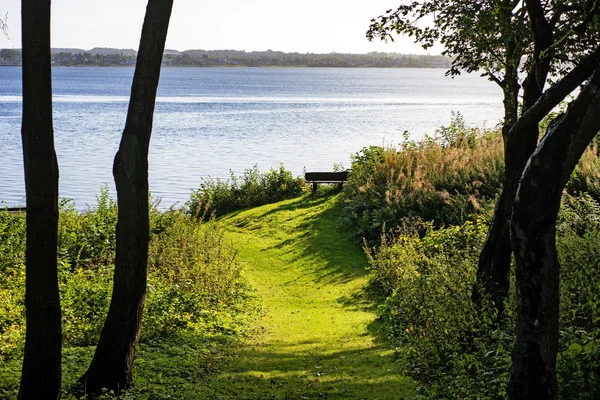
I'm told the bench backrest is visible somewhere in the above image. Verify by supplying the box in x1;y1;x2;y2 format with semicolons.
305;171;349;182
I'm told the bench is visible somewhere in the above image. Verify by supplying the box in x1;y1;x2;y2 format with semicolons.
304;171;349;193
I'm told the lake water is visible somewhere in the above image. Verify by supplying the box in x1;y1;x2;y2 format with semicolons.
0;67;503;209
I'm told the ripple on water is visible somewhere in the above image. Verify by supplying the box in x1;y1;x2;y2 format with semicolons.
0;67;503;208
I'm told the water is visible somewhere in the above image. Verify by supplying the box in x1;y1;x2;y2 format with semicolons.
0;67;503;208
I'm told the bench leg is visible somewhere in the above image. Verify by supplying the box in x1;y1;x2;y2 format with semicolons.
312;182;317;194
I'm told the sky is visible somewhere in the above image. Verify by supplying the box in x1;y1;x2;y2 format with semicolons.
0;0;442;54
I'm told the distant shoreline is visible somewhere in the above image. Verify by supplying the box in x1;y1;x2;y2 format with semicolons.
0;48;452;69
0;65;450;69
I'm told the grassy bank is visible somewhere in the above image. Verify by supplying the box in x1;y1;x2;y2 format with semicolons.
0;184;415;399
206;190;415;399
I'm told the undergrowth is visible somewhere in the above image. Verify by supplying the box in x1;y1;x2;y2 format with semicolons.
356;116;600;398
0;188;259;398
342;117;504;245
187;164;306;219
342;113;600;245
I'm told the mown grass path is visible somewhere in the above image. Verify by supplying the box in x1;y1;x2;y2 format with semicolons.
204;193;415;399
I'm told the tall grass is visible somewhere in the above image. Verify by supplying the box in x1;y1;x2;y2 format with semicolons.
342;120;504;244
343;114;600;245
356;115;600;398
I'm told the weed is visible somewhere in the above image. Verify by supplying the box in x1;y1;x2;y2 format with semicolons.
187;164;307;219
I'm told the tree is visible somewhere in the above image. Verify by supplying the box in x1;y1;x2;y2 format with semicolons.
370;0;600;395
18;0;62;398
368;0;600;314
505;1;600;396
77;0;173;395
367;1;532;313
1;12;8;38
508;64;600;400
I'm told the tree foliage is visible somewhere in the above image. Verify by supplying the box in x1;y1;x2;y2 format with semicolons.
0;12;8;38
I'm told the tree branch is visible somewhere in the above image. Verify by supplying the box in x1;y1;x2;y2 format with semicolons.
511;44;600;132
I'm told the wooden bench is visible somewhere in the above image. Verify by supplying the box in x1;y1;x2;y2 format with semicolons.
304;171;349;193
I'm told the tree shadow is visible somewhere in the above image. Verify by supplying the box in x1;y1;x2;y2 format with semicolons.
220;189;402;392
256;191;368;285
203;341;414;400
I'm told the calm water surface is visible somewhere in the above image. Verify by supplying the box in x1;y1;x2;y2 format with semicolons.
0;67;503;208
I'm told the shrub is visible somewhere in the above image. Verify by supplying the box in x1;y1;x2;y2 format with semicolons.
342;114;600;246
556;193;600;399
145;211;257;339
565;141;600;203
342;118;504;244
367;219;512;398
0;193;258;361
367;193;600;398
57;187;118;270
187;164;307;219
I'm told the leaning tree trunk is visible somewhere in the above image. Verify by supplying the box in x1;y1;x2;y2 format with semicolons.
474;4;553;314
18;0;62;399
472;72;519;313
508;66;600;400
78;0;173;395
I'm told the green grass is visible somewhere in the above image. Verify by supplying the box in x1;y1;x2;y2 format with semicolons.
1;189;414;399
201;189;415;399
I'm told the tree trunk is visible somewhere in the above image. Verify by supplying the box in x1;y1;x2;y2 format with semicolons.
474;4;553;313
472;75;519;313
78;0;173;395
17;1;62;399
508;66;600;400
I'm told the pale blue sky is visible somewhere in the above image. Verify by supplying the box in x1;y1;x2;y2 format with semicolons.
0;0;442;54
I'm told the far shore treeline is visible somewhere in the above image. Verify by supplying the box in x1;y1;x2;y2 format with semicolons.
0;47;452;68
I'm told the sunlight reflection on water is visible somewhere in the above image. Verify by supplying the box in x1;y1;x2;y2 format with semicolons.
0;67;503;209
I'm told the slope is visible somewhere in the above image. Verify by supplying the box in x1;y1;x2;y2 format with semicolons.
204;191;415;399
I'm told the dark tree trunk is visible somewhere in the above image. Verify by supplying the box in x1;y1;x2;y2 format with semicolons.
508;66;600;400
17;1;62;399
78;0;173;395
474;0;553;314
472;73;519;313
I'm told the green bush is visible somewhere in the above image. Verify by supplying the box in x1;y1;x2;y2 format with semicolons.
57;187;118;270
145;211;257;340
366;219;513;398
556;193;600;399
565;142;600;203
366;192;600;398
187;164;307;219
0;193;258;363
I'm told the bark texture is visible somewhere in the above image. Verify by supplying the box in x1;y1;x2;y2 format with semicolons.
78;0;173;395
474;0;554;312
18;0;62;398
474;65;549;314
508;66;600;399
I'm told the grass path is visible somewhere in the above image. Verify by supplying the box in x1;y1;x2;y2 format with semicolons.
204;192;415;399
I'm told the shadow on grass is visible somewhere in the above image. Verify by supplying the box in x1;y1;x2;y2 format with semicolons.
220;188;404;394
255;189;368;285
204;341;413;400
